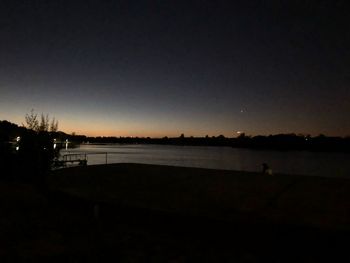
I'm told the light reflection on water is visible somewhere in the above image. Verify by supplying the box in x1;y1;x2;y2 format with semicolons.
60;144;350;178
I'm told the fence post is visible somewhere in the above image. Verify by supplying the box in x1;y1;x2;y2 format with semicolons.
105;152;108;164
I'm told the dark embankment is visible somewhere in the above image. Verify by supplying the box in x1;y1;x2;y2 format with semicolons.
1;163;350;262
50;163;350;231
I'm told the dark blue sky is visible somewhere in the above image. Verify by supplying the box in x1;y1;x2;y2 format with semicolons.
1;0;349;136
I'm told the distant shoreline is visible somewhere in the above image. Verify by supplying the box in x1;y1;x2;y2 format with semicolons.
75;134;350;153
2;120;350;153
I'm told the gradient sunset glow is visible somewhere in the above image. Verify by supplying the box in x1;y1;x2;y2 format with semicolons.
1;1;349;137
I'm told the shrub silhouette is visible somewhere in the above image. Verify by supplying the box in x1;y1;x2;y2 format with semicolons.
0;112;60;183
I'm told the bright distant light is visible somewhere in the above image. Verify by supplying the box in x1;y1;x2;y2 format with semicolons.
16;136;20;151
237;131;242;134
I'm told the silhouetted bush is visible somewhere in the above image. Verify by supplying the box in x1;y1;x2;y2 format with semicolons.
0;120;60;183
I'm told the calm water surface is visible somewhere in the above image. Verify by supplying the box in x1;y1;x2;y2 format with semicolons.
61;144;350;178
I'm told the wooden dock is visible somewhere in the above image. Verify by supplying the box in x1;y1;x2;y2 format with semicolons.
53;153;88;168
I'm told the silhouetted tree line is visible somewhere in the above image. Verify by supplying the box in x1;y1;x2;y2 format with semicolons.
80;133;350;153
232;133;350;152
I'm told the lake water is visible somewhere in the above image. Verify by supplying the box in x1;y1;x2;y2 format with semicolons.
60;144;350;178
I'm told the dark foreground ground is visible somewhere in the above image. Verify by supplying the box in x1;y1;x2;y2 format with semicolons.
1;163;350;262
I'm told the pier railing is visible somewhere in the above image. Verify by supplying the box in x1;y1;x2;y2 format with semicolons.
53;152;111;168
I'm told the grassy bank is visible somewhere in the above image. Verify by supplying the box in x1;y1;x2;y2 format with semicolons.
50;163;350;231
1;163;350;262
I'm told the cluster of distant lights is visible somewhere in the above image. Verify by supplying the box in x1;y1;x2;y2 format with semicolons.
15;137;69;151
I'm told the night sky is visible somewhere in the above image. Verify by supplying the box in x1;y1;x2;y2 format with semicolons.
1;0;349;137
